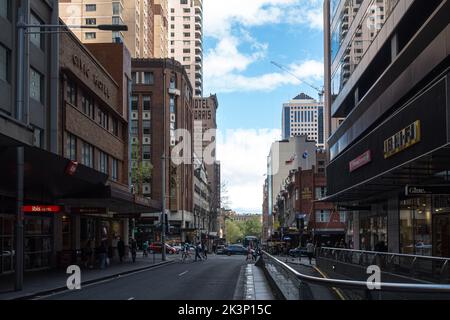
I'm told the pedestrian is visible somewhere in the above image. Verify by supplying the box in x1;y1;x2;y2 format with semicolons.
82;239;93;268
117;237;125;263
143;240;149;258
201;242;208;260
246;244;253;262
194;242;202;261
99;239;108;269
306;240;315;265
212;244;217;254
111;235;119;262
130;238;137;263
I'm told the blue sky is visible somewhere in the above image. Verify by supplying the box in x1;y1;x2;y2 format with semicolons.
203;0;325;213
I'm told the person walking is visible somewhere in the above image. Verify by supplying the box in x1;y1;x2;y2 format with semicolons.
246;244;253;262
142;240;149;258
130;238;138;263
99;239;108;269
194;242;202;262
201;242;208;260
117;237;125;263
306;240;315;265
111;235;119;262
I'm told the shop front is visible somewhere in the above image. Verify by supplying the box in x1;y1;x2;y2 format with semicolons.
325;71;450;257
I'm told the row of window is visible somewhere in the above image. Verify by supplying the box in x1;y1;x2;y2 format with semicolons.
131;95;152;111
66;78;120;136
130;120;151;136
131;144;151;161
66;133;119;180
132;71;154;85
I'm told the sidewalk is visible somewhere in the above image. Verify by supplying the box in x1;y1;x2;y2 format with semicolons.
0;251;174;300
244;262;275;300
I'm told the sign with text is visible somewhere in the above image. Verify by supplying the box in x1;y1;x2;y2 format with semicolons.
71;207;107;214
349;150;372;172
405;185;450;196
23;205;61;213
384;120;421;159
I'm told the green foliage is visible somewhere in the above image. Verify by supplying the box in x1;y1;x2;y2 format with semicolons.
239;216;262;238
225;216;262;244
225;219;243;244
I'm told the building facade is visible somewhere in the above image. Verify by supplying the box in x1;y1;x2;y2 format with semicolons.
168;0;203;96
282;93;325;149
324;0;450;256
59;0;155;58
153;0;169;58
131;58;194;244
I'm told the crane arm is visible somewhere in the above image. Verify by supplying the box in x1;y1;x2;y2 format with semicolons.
271;61;323;94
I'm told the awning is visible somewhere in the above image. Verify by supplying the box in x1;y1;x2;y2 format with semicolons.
0;146;108;202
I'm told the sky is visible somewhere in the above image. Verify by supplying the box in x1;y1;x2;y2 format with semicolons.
203;0;325;214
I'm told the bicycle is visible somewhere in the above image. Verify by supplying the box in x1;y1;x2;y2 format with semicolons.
181;250;192;263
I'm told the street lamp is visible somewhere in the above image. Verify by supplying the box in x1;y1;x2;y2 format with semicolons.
14;10;127;291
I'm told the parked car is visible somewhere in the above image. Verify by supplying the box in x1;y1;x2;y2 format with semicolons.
172;244;183;254
149;242;177;254
216;245;226;254
224;244;251;256
288;247;307;257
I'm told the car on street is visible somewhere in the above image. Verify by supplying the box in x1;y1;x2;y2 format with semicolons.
149;242;177;254
288;247;307;257
216;245;226;254
224;244;252;256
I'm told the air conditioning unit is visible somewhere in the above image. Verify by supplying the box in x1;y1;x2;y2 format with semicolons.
170;113;176;123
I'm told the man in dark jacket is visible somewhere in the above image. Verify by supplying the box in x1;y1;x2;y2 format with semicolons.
117;237;125;263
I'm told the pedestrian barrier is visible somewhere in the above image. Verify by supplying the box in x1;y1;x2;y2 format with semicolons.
260;250;450;300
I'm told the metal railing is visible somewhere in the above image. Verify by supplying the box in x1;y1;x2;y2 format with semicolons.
261;250;450;300
316;247;450;283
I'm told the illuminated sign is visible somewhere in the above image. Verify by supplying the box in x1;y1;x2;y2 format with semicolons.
405;185;450;196
384;120;421;159
22;206;61;213
349;150;372;172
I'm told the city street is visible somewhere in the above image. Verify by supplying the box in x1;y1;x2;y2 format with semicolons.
37;255;248;300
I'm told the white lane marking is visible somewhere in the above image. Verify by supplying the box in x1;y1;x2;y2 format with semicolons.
178;270;189;276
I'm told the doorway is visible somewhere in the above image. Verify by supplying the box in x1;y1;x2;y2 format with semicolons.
433;214;450;258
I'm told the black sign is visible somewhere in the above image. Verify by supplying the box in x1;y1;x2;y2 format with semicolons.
405;185;450;196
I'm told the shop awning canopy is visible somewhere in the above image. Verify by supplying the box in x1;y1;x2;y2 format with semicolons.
321;145;450;205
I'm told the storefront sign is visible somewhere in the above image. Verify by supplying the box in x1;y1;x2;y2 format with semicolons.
349;150;372;172
22;205;61;213
405;185;450;196
72;54;110;100
384;120;421;159
301;188;312;199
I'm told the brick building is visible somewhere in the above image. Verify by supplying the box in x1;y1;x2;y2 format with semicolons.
131;58;194;244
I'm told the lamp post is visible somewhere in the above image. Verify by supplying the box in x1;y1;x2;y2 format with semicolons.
14;15;127;291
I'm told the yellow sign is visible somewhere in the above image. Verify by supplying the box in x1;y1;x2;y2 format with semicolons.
384;120;421;159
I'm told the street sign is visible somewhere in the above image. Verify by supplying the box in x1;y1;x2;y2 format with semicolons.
405;185;450;196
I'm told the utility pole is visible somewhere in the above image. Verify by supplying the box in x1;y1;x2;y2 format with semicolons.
161;60;167;261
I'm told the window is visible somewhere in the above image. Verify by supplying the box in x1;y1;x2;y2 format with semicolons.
340;212;346;223
142;145;151;160
183;56;190;62
81;142;93;168
143;120;151;135
30;68;43;103
66;133;77;161
98;151;108;174
143;72;154;84
143;95;151;110
98;109;108;129
315;210;330;223
111;158;118;181
30;13;44;50
169;96;175;113
183;40;190;46
86;4;97;12
170;76;176;89
183;16;190;22
183;24;190;29
112;2;121;15
183;8;190;13
65;79;77;107
85;32;96;40
81;92;93;118
0;44;11;83
85;18;96;25
183;32;191;37
0;0;11;20
112;16;120;25
131;120;138;135
131;95;138;111
181;0;188;4
111;118;119;136
183;48;190;53
132;72;139;84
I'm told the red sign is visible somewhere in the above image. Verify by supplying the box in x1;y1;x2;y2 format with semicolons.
22;205;61;213
65;161;78;176
349;150;372;173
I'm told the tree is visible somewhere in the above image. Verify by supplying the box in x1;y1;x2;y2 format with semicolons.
240;216;262;238
225;219;243;244
131;142;153;194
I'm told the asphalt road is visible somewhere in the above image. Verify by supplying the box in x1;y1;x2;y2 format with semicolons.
38;255;247;300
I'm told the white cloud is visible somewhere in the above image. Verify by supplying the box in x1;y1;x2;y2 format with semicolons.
217;128;282;213
203;0;324;94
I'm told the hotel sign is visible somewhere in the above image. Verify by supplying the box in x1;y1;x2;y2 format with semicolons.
349;150;372;172
23;205;61;213
384;120;421;159
72;54;110;100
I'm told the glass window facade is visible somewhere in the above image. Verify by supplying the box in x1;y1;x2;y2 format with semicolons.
0;44;10;83
359;211;387;251
30;68;43;103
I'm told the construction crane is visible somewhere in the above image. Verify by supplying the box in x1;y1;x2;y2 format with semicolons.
271;61;324;103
